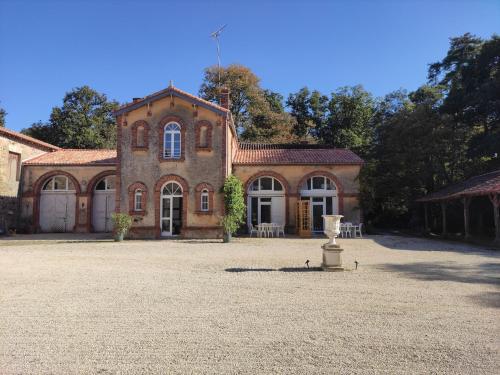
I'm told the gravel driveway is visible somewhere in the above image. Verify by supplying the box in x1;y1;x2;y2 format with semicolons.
0;235;499;374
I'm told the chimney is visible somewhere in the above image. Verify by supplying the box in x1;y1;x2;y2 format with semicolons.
132;97;142;103
219;87;230;110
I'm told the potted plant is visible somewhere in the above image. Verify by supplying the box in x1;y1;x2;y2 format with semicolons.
112;213;132;242
221;175;245;243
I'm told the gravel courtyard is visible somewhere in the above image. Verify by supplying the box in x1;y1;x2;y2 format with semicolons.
0;235;498;374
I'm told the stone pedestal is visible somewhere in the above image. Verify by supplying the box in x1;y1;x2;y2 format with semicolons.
321;243;344;271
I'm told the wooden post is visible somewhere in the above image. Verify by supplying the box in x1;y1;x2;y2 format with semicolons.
489;194;500;245
424;203;429;233
441;201;447;237
463;197;471;240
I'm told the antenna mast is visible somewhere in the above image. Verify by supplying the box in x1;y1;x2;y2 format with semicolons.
210;24;227;88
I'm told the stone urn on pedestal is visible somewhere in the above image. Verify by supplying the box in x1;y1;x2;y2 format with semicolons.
321;215;344;271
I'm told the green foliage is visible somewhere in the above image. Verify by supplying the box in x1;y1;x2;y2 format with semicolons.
111;213;132;235
21;86;118;149
221;175;246;236
199;64;297;143
0;104;6;127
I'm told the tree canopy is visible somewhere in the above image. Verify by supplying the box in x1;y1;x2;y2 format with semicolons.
22;86;118;149
0;104;6;127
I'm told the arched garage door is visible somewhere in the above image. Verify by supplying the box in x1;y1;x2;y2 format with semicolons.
39;175;76;232
92;175;116;232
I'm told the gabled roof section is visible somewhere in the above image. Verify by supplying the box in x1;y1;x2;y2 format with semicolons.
0;127;60;151
234;143;364;165
24;149;117;166
417;170;500;202
114;84;229;116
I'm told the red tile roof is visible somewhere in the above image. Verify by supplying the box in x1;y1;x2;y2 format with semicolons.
0;127;60;151
114;85;229;116
233;143;364;165
417;170;500;202
24;149;117;166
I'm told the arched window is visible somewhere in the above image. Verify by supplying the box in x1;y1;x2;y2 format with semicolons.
162;182;183;196
301;176;336;192
137;126;145;147
95;176;116;191
200;189;209;211
199;127;208;148
134;189;143;211
42;175;75;191
249;177;283;192
163;122;181;159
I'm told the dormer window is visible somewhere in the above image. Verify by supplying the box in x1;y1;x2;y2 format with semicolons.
163;122;181;159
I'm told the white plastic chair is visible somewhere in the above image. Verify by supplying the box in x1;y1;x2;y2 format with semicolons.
277;224;285;238
248;223;258;237
354;223;363;238
340;223;352;238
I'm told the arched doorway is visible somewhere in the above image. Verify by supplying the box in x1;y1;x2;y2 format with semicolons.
247;176;286;227
299;175;339;233
160;181;183;236
39;175;77;232
92;175;116;232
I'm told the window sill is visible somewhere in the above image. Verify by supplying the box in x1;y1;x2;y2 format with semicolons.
195;210;213;215
159;157;185;162
196;147;212;152
132;147;148;152
129;210;147;216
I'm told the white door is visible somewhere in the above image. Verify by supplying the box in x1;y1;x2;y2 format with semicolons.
39;192;76;232
92;191;115;232
271;196;285;225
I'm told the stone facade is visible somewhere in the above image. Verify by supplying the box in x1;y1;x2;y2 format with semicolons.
5;85;363;238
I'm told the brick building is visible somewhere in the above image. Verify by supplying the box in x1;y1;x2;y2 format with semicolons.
8;84;363;238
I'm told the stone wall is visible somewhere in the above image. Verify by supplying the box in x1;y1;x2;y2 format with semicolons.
0;196;18;234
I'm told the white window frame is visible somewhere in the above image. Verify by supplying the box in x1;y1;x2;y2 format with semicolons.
42;176;73;191
163;122;181;159
134;189;143;211
201;189;209;211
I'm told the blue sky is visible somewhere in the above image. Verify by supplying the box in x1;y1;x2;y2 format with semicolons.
0;0;499;131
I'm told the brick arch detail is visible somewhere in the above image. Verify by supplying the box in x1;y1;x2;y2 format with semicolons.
86;170;116;232
243;171;291;229
158;115;187;162
32;170;82;232
154;174;189;238
131;120;150;150
195;182;215;214
296;171;344;214
128;181;148;216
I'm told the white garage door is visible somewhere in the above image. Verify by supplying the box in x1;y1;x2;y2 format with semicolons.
92;176;116;232
39;175;76;233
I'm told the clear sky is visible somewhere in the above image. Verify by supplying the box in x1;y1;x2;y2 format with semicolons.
0;0;499;131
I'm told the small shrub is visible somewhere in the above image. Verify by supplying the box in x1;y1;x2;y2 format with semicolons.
112;213;132;241
221;175;245;242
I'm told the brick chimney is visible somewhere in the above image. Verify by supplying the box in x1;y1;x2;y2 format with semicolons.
219;87;230;110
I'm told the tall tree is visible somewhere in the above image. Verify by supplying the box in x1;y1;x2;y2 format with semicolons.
286;87;328;140
0;104;6;127
200;64;296;142
22;86;118;149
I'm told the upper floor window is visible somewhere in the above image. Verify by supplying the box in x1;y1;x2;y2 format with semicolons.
200;189;209;211
137;126;145;147
42;175;75;191
200;127;208;148
164;122;181;159
195;120;212;151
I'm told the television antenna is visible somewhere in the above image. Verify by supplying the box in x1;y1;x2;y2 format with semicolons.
210;24;227;87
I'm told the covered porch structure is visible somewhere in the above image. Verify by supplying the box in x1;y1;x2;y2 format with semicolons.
417;170;500;246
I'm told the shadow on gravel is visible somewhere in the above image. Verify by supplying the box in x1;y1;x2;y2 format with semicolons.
468;292;500;309
378;261;500;286
225;267;323;273
371;235;500;256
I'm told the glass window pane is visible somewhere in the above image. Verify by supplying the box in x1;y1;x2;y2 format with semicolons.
251;197;258;225
164;133;172;157
313;197;323;202
43;178;53;190
67;179;75;190
96;179;106;190
260;177;272;190
307;178;312;190
312;177;324;189
274;180;283;191
326;197;333;214
106;176;115;190
251;179;259;191
326;178;334;190
54;176;67;190
260;197;272;202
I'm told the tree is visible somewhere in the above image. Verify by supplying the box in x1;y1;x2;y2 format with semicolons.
286;87;328;140
22;86;118;149
0;104;6;127
199;64;297;142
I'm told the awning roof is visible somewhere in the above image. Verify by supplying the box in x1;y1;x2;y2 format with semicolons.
417;170;500;202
